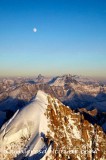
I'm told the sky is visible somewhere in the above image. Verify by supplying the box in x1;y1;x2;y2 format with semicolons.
0;0;106;79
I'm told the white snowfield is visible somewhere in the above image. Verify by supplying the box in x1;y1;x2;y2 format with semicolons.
0;90;50;160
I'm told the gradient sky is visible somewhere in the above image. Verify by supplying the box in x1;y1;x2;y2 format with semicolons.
0;0;106;79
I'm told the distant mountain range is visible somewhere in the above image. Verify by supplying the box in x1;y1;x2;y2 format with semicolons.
0;74;106;127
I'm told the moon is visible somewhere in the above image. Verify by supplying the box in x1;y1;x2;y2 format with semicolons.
33;27;37;33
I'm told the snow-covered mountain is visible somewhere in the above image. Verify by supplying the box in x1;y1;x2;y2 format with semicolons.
0;90;106;160
48;74;99;86
48;75;106;111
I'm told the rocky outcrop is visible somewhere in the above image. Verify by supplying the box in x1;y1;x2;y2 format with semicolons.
44;95;106;160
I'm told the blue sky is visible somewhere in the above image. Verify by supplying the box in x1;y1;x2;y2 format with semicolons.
0;0;106;79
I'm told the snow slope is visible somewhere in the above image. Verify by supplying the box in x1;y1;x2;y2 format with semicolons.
0;90;50;160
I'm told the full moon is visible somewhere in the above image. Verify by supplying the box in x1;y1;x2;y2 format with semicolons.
33;28;37;32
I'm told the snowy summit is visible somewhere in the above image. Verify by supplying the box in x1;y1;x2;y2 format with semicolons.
0;90;106;160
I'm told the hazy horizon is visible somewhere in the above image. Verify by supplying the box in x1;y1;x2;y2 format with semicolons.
0;0;106;79
0;73;106;82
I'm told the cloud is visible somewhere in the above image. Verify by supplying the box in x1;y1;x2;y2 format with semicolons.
33;27;37;33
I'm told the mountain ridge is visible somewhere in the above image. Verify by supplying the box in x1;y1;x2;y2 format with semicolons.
0;90;106;160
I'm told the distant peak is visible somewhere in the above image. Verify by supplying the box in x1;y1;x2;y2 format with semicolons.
37;74;44;78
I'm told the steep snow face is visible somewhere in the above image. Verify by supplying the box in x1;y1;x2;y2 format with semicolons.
0;90;49;159
0;90;106;160
49;76;66;86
